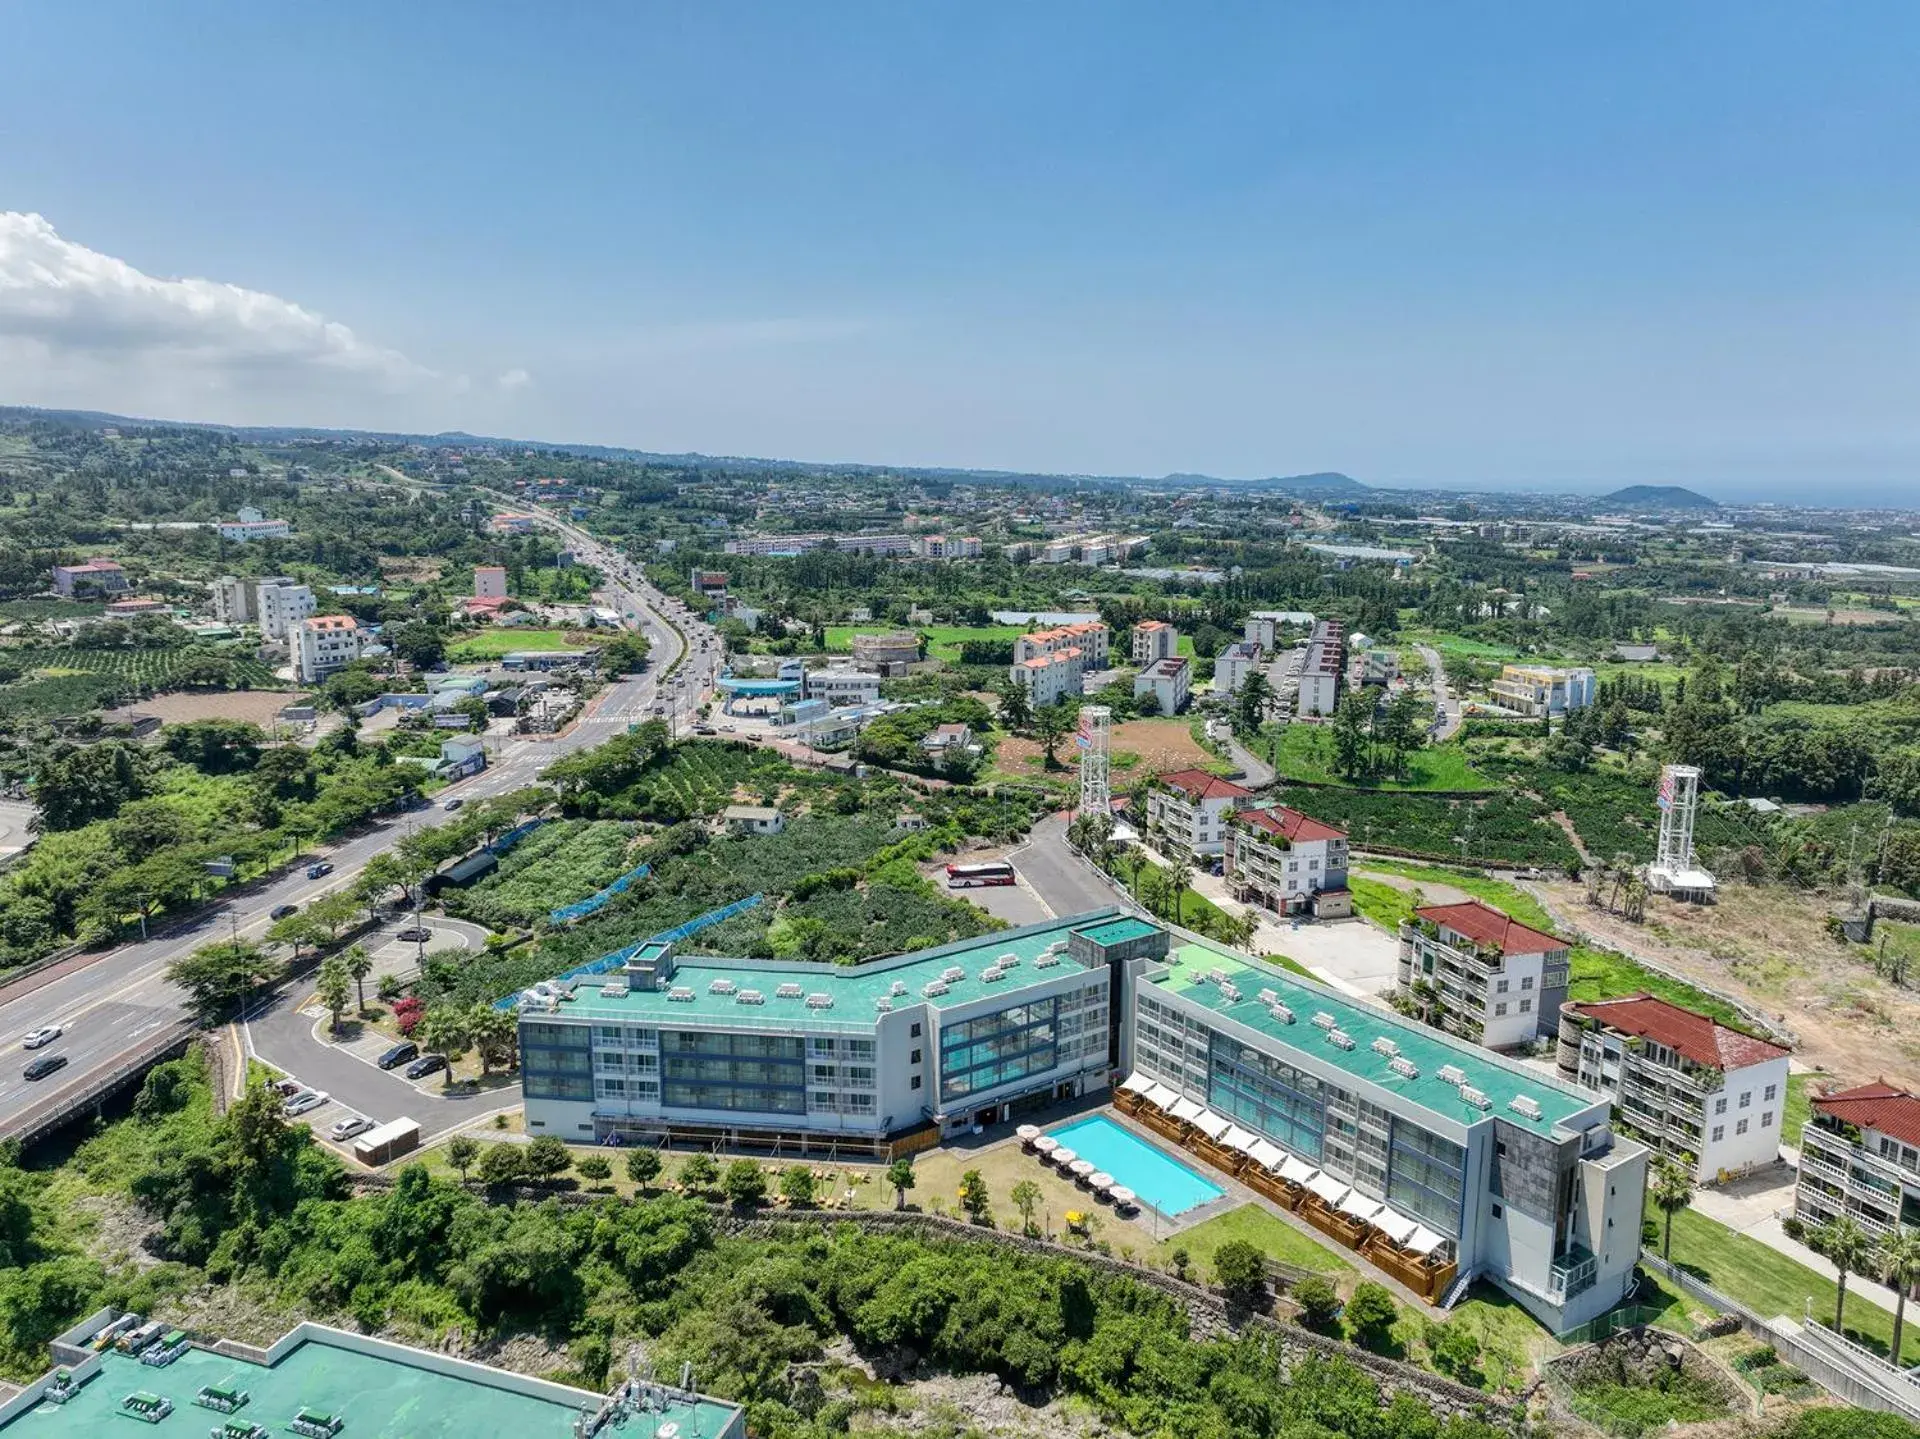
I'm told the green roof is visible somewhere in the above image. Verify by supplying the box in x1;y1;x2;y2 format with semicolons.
550;912;1120;1030
1077;916;1162;948
1149;938;1594;1137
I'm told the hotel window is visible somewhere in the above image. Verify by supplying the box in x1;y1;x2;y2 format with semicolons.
1496;979;1509;994
910;1049;922;1064
1520;976;1534;991
1494;1003;1508;1017
1764;1083;1777;1101
1738;1091;1751;1109
1762;1111;1773;1128
1714;1098;1727;1115
1712;1125;1724;1142
1519;998;1532;1014
1736;1118;1749;1136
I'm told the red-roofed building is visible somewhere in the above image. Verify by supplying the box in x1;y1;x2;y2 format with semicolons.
1558;993;1790;1182
1397;899;1571;1050
1145;769;1252;857
51;557;129;597
1795;1081;1920;1237
1226;805;1351;918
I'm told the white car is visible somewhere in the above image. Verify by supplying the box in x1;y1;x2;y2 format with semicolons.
328;1115;375;1142
22;1025;62;1050
284;1089;329;1116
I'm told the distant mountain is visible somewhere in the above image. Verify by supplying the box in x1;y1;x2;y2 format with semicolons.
1161;470;1371;497
1600;485;1719;510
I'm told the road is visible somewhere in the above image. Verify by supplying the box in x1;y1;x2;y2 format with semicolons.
0;505;716;1144
1416;643;1463;741
1010;814;1133;918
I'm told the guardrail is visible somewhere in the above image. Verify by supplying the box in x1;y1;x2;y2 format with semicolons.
0;1018;200;1148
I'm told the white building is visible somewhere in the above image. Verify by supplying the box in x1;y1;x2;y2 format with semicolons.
210;575;253;624
1133;656;1192;716
1363;649;1400;685
1145;768;1252;857
1225;805;1352;918
256;577;317;642
1012;647;1086;708
1558;994;1789;1184
1214;641;1265;695
218;506;291;542
474;565;508;599
1245;611;1315;650
1397;900;1571;1050
918;535;982;560
1490;665;1597;718
722;804;785;836
1795;1082;1920;1240
295;614;363;683
802;666;882;707
1297;619;1345;717
1131;620;1178;666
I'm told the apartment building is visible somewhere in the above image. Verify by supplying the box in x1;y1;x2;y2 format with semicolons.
519;914;1116;1150
1297;620;1345;716
210;575;253;624
1225;805;1351;918
51;558;128;597
918;535;982;560
217;515;291;542
1246;610;1315;650
1397;900;1570;1050
1131;619;1178;666
1123;924;1647;1332
1363;649;1400;685
1795;1082;1920;1239
1013;647;1086;708
723;532;915;558
1145;769;1252;857
1214;640;1265;695
1557;994;1789;1183
295;614;364;683
1491;665;1597;718
474;565;508;599
1133;656;1191;716
256;577;317;642
1015;621;1111;670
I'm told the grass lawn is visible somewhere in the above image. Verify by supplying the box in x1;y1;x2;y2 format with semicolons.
1350;860;1557;930
1107;849;1231;933
1152;1201;1351;1279
447;628;580;660
1259;726;1496;792
1782;1072;1816;1147
1657;1200;1920;1365
1349;876;1417;934
1567;947;1746;1030
823;624;1027;663
1389;1284;1558;1393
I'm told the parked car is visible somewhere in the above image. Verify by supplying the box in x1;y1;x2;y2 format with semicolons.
269;903;299;921
394;927;431;943
692;724;716;736
270;1077;303;1097
305;861;334;880
328;1116;376;1142
443;798;464;811
22;1053;68;1081
377;1041;419;1071
284;1090;328;1116
22;1024;62;1049
404;1054;449;1080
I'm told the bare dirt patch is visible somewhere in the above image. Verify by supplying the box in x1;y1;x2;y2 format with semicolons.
1538;877;1920;1090
142;690;308;727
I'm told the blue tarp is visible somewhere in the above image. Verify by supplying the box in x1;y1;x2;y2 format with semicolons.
487;819;547;855
548;861;653;925
495;892;766;1009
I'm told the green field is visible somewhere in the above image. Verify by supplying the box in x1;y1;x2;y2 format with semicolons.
1153;1201;1351;1277
1782;1072;1816;1146
9;644;280;690
1262;725;1496;792
823;624;1026;662
447;628;581;659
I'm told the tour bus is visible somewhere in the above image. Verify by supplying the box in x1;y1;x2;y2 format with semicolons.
946;860;1015;888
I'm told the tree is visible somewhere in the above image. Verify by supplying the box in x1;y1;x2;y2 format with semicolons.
466;1003;518;1074
266;908;328;965
523;1135;572;1180
1212;1239;1267;1309
1166;856;1194;927
958;1169;991;1223
1344;1281;1399;1351
344;945;374;1014
722;1158;767;1207
576;1154;613;1186
1293;1274;1341;1329
1033;703;1073;769
1649;1158;1695;1262
166;940;280;1022
478;1142;527;1187
414;1007;471;1084
601;630;652;676
1010;1178;1043;1235
625;1146;663;1191
1234;670;1272;737
779;1165;816;1208
680;1152;720;1195
355;853;410;916
447;1135;479;1187
1331;693;1373;779
1878;1228;1920;1363
886;1156;917;1210
316;955;352;1033
995;679;1033;733
1812;1215;1876;1335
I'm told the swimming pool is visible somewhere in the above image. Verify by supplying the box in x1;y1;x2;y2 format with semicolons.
1049;1114;1225;1216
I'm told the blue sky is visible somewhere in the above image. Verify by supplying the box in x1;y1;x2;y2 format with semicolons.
1;3;1916;500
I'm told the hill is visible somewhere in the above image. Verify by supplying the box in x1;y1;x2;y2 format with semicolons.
1601;484;1719;510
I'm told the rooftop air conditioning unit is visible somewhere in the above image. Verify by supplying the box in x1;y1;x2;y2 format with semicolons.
599;983;625;998
805;993;834;1010
1327;1029;1355;1050
1437;1064;1467;1086
667;986;695;1002
1257;988;1278;1006
1312;1011;1337;1030
1207;968;1229;986
1371;1037;1399;1057
942;966;966;983
923;980;950;998
1460;1085;1492;1110
874;997;893;1013
1509;1095;1542;1120
1268;1002;1295;1024
890;980;908;996
981;967;1005;982
999;953;1019;966
736;989;765;1005
1035;954;1061;968
776;982;805;1000
1218;982;1241;1002
709;979;737;995
1389;1057;1420;1080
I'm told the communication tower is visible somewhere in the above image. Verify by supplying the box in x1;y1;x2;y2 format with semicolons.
1648;763;1716;900
1077;705;1111;818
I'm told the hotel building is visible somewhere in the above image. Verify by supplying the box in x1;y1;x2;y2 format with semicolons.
1559;994;1789;1184
1145;769;1253;858
1490;665;1597;718
1795;1081;1920;1239
518;909;1646;1333
1397;900;1571;1050
1225;804;1352;918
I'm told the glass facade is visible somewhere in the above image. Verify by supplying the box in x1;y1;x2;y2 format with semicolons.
522;1019;593;1101
660;1029;806;1114
939;997;1059;1104
1206;1033;1327;1161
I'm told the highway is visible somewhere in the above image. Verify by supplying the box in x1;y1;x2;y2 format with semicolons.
0;507;715;1145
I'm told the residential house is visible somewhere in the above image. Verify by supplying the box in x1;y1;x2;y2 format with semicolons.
1795;1082;1920;1239
1131;620;1178;666
1226;805;1351;918
294;614;364;683
1133;656;1192;716
1397;900;1570;1050
256;578;317;642
721;804;785;836
1146;769;1254;857
1490;665;1597;717
51;558;128;597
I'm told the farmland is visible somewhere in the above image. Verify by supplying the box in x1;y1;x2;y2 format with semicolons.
448;819;643;928
446;627;587;660
1258;724;1497;791
8;644;281;690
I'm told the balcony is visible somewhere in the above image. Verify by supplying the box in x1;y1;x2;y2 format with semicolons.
1549;1246;1598;1302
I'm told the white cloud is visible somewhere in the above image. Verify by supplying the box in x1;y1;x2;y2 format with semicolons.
496;367;532;391
0;211;443;422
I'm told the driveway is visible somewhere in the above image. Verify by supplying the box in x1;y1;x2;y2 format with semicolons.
1009;814;1129;919
1188;870;1403;1001
1415;643;1462;741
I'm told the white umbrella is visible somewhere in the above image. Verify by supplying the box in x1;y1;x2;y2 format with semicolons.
1016;1124;1041;1142
1069;1159;1095;1179
1051;1148;1077;1168
1109;1186;1136;1208
1032;1135;1059;1155
1089;1171;1115;1191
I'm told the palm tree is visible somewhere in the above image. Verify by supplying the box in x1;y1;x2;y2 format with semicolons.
1167;856;1194;926
1877;1228;1920;1364
344;945;373;1015
1649;1158;1695;1262
1813;1216;1877;1335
